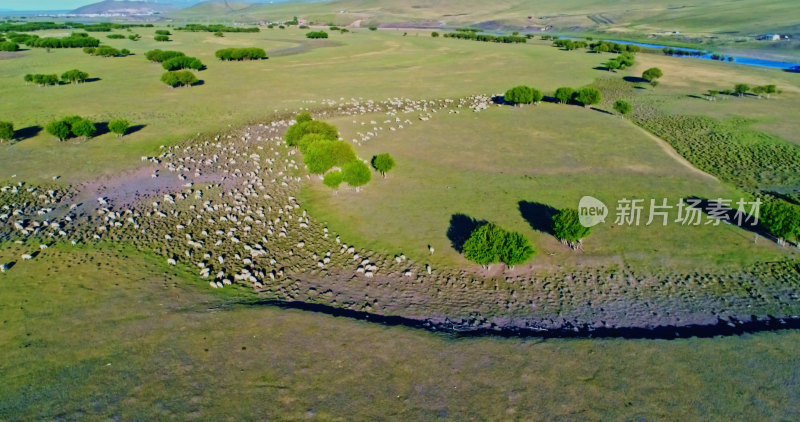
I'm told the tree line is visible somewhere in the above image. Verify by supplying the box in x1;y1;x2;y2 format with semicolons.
24;69;91;86
83;45;131;57
442;31;527;44
306;31;329;39
44;116;132;141
504;85;604;108
12;32;100;49
215;48;267;61
177;24;259;33
0;21;152;33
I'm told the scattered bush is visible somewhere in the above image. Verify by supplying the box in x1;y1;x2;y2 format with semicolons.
613;99;632;116
128;34;140;41
22;33;100;49
106;34;125;39
760;199;800;245
462;222;534;266
443;32;526;44
323;170;344;189
575;87;602;107
642;67;663;83
24;73;59;86
285;120;338;146
162;55;204;71
108;119;130;137
177;24;259;33
155;30;171;36
371;153;395;177
84;45;126;57
304;140;357;174
431;31;439;37
342;160;372;189
60;69;89;84
306;31;329;39
154;35;170;42
0;121;13;141
0;41;19;51
552;209;591;248
554;87;575;104
295;111;313;124
215;47;267;61
46;116;95;140
160;70;199;88
504;85;540;105
145;49;184;62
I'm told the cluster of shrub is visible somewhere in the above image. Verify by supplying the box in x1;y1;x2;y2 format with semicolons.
12;32;100;49
215;48;267;61
462;222;535;267
83;45;131;57
45;116;97;140
144;49;204;70
23;69;91;86
161;71;199;88
177;24;259;33
285;112;396;190
305;31;329;39
0;40;18;51
154;30;171;42
503;85;604;108
442;31;527;44
603;52;635;72
712;83;778;98
106;34;125;39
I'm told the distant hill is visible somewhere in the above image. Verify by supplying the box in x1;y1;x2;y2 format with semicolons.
71;0;179;16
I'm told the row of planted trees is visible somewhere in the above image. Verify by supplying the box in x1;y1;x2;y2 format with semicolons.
24;69;91;86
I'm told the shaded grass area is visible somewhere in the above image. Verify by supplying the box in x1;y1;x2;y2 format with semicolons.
1;242;799;420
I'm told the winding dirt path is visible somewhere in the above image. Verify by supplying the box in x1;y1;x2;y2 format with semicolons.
633;125;719;182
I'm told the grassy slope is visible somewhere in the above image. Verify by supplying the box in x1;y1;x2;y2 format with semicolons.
175;0;800;35
1;243;798;420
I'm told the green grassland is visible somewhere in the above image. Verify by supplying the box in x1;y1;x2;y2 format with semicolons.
0;28;609;183
1;243;799;420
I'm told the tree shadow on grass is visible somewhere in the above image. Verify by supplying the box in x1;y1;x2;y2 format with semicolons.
591;107;614;115
518;201;558;235
83;77;101;83
94;122;110;136
687;94;704;100
13;125;41;141
446;214;487;253
126;124;146;135
623;76;648;84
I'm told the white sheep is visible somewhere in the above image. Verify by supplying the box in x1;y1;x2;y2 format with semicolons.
21;254;32;260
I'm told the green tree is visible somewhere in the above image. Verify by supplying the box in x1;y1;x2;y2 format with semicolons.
504;85;534;105
554;87;574;104
342;160;372;190
371;153;395;177
46;120;71;141
154;35;170;42
462;223;502;266
295;111;313;124
304;140;337;174
285;120;338;146
760;199;800;245
297;133;329;154
613;99;632;116
60;69;89;84
0;41;19;51
161;70;198;87
108;119;130;137
734;83;750;96
604;59;620;72
71;119;96;139
431;32;439;37
498;231;535;267
323;170;344;189
0;121;13;141
552;208;591;248
576;87;602;108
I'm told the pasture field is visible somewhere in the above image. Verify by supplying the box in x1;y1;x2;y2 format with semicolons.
302;103;793;271
1;243;799;420
0;27;611;183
